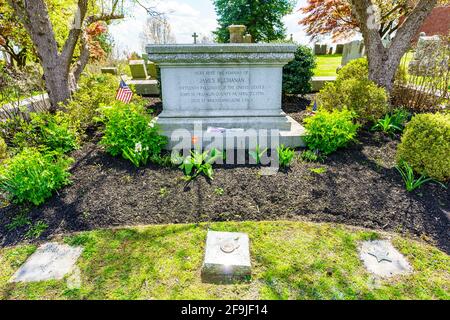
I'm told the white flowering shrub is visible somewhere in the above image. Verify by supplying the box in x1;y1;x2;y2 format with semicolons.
98;101;167;167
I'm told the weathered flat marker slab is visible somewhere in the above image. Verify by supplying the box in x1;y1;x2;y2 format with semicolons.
201;231;251;283
359;240;412;278
10;242;83;283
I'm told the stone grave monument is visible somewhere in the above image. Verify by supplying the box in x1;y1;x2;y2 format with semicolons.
101;67;118;75
128;60;159;95
146;42;306;150
341;40;365;66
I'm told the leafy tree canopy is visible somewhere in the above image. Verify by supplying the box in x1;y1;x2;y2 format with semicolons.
213;0;296;43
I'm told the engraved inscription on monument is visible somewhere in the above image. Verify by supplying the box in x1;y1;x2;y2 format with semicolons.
180;69;265;106
162;67;279;111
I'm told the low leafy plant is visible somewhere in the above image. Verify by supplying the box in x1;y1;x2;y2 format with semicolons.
300;149;326;163
25;220;48;239
214;187;224;196
395;160;441;192
303;108;359;155
310;167;327;174
0;148;73;205
177;149;222;181
372;109;410;135
64;73;123;136
99;102;167;167
277;145;295;168
249;145;268;165
6;213;31;232
397;113;450;182
13;112;78;154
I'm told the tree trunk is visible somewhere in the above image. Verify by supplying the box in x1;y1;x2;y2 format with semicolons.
350;0;438;95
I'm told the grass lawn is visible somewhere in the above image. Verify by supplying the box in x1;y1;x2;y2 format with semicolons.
1;221;448;300
313;54;342;77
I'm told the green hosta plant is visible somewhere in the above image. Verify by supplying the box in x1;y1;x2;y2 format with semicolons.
277;145;295;168
0;148;73;205
249;145;268;165
395;160;445;192
372;109;410;135
178;149;222;181
304;108;359;155
99;102;167;167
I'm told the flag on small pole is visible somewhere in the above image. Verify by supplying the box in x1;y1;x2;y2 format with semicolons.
116;78;133;104
312;100;318;113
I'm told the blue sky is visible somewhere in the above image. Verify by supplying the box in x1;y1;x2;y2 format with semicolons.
109;0;314;56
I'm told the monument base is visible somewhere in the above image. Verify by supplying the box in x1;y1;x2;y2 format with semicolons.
156;115;306;150
128;79;160;96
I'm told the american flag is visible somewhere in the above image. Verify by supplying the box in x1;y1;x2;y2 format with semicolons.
116;79;133;104
312;100;318;113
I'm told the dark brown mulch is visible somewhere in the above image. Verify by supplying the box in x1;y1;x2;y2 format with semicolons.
1;96;449;254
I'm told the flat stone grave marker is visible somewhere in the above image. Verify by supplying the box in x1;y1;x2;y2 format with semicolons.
10;242;83;283
359;240;412;278
201;231;251;283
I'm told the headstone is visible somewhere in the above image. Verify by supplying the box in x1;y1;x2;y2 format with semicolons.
129;60;148;79
228;25;247;43
314;44;328;55
243;33;252;44
146;43;306;149
146;61;158;79
341;40;365;65
359;240;412;278
10;242;83;283
201;231;251;283
128;59;160;95
335;44;344;54
101;67;118;75
408;34;447;76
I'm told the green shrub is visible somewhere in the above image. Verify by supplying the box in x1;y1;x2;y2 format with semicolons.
13;112;78;154
99;101;167;167
0;137;7;160
317;78;389;123
304;108;359;155
0;148;73;205
64;73;143;136
283;45;316;95
397;113;450;182
337;58;368;82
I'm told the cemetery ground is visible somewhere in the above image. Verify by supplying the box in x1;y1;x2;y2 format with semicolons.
313;54;342;77
0;95;449;254
1;221;449;300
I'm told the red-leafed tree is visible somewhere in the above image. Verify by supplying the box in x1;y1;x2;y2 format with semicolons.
299;0;413;41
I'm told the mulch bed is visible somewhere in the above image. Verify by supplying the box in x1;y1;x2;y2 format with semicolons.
1;95;449;254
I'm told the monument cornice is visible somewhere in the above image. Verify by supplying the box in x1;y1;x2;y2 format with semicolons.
146;44;297;65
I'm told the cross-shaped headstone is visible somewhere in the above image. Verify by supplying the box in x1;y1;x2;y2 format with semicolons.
192;32;199;44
